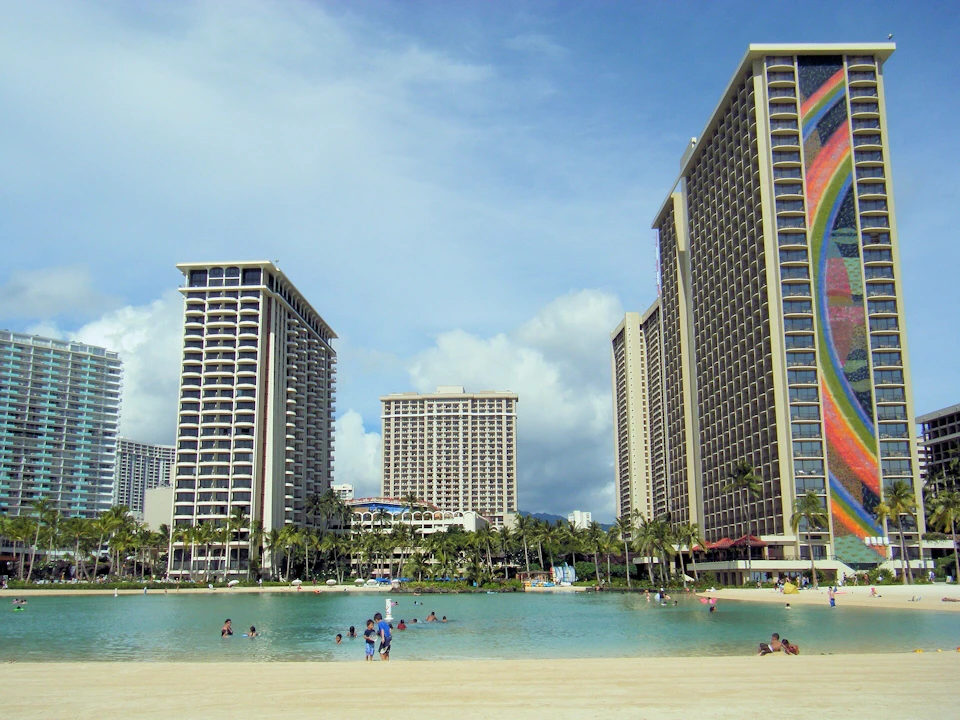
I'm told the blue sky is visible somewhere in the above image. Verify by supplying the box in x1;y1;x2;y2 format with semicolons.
1;1;958;520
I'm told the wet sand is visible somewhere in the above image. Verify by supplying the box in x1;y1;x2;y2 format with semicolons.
1;655;956;719
703;583;960;612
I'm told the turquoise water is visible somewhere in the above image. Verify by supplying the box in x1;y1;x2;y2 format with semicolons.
1;592;958;661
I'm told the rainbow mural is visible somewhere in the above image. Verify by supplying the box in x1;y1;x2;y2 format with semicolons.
797;56;883;545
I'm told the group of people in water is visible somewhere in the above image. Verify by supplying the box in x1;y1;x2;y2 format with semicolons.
221;619;257;638
332;603;450;661
757;632;800;656
11;598;28;610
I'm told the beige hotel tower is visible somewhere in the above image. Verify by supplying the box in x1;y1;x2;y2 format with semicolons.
381;386;517;527
615;44;925;582
168;262;337;579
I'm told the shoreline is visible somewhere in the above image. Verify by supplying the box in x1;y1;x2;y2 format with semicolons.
0;656;955;719
0;584;589;597
700;583;960;612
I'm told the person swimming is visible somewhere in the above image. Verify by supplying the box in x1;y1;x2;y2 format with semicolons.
221;619;233;637
397;619;407;630
441;616;448;623
347;626;357;638
245;626;258;638
335;634;342;644
426;612;438;622
709;605;717;613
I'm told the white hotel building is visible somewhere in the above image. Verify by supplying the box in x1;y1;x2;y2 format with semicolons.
381;386;518;527
169;261;336;579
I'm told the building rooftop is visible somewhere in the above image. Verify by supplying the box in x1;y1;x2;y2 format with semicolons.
0;329;120;360
917;403;960;424
653;42;896;225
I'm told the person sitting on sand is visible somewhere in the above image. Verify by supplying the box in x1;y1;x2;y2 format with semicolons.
781;639;800;655
221;619;233;637
870;587;879;597
426;612;438;622
758;633;781;656
397;620;407;630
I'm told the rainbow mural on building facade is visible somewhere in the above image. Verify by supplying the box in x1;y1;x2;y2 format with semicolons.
797;56;883;544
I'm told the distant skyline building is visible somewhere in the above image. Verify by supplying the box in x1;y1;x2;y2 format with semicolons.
641;43;925;582
332;483;354;501
169;261;337;579
0;330;121;518
381;386;517;527
610;302;662;522
567;510;592;529
918;403;960;492
114;437;174;515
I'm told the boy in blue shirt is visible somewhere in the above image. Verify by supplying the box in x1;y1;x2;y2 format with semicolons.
374;612;391;661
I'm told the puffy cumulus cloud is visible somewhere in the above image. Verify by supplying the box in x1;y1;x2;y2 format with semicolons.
0;266;117;321
408;289;623;520
333;410;382;500
69;291;184;445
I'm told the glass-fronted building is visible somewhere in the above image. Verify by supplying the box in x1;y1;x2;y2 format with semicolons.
0;331;122;519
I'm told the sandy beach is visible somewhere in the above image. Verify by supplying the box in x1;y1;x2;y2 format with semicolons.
0;584;390;597
704;583;960;612
1;655;956;720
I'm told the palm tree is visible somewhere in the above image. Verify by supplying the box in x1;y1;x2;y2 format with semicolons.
195;522;217;582
790;491;829;589
7;516;35;580
406;551;430;581
225;507;248;579
248;520;264;581
876;479;919;584
26;497;56;582
586;522;604;584
722;460;763;581
514;514;533;573
674;523;703;582
614;512;636;588
930;490;960;585
265;528;283;581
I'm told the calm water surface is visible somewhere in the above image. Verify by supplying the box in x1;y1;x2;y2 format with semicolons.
1;591;957;661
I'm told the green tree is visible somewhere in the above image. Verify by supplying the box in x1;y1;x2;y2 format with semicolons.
514;514;533;573
930;490;960;584
586;522;605;584
876;479;919;585
790;491;829;589
722;460;763;581
614;512;636;588
26;497;57;582
674;523;703;582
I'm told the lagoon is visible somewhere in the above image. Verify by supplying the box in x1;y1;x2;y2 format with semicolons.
2;591;958;662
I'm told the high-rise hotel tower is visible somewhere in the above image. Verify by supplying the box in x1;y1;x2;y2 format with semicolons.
635;44;923;578
381;386;517;527
0;331;121;518
169;262;336;578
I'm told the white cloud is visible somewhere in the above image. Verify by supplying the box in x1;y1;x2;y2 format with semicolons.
0;266;116;321
70;291;184;445
333;410;382;499
408;289;623;520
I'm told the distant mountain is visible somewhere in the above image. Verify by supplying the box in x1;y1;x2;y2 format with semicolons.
519;511;612;531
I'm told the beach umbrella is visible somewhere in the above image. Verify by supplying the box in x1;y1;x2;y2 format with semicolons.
325;579;337;586
227;580;240;587
291;579;302;586
354;578;365;585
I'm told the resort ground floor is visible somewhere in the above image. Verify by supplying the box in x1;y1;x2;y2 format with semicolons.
2;655;954;719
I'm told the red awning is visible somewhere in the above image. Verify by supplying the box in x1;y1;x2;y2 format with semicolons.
732;534;767;548
706;537;734;550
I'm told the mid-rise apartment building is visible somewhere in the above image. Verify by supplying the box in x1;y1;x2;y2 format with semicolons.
638;43;925;581
114;437;175;515
567;510;592;529
381;386;517;527
169;261;336;579
610;302;662;521
918;403;960;491
0;331;121;518
332;483;354;501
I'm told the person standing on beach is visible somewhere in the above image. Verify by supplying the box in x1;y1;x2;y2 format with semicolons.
364;619;376;661
374;612;392;661
828;587;836;608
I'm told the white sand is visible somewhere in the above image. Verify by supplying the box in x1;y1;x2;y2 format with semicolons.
1;655;956;719
703;583;960;612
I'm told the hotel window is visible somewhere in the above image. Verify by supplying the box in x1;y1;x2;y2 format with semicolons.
881;459;912;476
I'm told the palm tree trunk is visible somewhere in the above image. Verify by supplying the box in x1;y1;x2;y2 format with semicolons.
593;550;601;583
952;519;959;586
522;538;530;572
623;540;631;588
808;532;818;589
74;539;81;581
606;553;611;583
898;525;909;585
26;523;42;582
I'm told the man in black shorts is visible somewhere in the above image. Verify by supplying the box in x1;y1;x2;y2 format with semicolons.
374;612;392;661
